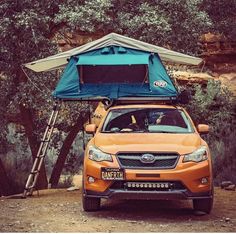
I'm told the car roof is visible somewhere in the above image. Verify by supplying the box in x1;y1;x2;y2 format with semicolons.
108;104;183;110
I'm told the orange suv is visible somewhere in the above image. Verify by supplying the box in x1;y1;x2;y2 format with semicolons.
82;104;213;214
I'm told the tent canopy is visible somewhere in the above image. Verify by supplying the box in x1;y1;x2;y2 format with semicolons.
24;33;202;101
52;45;178;100
24;33;203;72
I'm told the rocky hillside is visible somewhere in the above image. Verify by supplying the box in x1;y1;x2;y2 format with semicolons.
200;33;236;95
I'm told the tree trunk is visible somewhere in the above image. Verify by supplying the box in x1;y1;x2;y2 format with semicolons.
0;158;12;196
49;117;84;187
17;70;48;189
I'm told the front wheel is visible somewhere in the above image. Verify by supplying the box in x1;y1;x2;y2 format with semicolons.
82;174;101;212
193;197;213;214
82;195;101;212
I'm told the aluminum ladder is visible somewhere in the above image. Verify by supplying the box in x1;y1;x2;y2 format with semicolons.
22;101;60;198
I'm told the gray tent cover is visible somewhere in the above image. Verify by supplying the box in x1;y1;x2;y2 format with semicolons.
24;33;202;72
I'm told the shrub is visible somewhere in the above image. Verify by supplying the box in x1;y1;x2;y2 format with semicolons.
184;80;236;184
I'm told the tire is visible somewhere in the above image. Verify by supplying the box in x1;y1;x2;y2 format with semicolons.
193;197;213;214
82;195;101;212
82;171;100;211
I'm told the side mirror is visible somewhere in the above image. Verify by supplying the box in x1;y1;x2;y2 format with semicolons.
197;124;209;134
85;124;97;134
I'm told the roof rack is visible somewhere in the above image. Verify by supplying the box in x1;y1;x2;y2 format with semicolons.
59;95;181;109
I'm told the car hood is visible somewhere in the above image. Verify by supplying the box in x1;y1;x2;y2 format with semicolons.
94;132;202;155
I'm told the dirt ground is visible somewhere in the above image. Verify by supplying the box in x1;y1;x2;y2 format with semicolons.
0;176;235;232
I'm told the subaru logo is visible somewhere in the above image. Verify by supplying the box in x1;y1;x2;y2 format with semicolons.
140;154;155;164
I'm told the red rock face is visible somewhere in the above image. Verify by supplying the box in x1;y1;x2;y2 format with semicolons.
200;33;236;95
201;33;236;72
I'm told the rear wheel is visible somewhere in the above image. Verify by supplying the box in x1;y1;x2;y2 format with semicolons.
193;196;213;214
82;195;101;211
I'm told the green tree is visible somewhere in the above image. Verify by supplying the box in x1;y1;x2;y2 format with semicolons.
55;0;212;54
201;0;236;39
0;0;61;191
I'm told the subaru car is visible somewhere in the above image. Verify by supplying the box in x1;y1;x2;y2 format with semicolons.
82;104;213;214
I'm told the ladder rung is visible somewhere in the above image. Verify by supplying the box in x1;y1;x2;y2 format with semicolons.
41;140;50;143
37;155;45;158
35;155;44;159
47;122;56;127
30;170;39;174
24;185;34;190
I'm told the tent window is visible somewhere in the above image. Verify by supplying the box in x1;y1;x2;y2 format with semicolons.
78;65;148;84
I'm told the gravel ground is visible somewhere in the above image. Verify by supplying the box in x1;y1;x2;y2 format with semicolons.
0;178;235;232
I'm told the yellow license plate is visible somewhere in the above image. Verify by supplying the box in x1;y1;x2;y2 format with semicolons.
101;168;125;180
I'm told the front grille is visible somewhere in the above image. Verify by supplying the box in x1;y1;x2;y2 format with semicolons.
117;152;179;169
110;181;185;191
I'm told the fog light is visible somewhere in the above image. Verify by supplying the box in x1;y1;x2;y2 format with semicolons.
88;176;95;184
201;177;208;184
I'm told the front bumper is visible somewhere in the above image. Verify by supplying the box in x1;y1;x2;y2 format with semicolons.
84;159;212;194
84;149;213;197
84;188;212;200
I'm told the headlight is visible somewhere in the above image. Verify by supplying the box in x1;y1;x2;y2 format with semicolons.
183;146;208;163
88;146;113;162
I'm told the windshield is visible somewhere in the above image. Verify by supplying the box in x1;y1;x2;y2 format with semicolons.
102;108;194;133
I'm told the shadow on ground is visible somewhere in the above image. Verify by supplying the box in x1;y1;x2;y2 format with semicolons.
87;199;214;222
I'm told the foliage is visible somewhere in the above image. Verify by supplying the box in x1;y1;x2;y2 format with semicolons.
0;76;14;153
0;0;90;150
0;0;59;71
64;152;83;175
0;0;58;150
0;1;90;193
56;0;212;55
55;0;113;33
184;80;236;184
57;175;74;188
201;0;236;39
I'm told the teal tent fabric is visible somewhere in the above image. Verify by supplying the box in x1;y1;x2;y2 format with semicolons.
54;57;80;97
53;46;178;100
77;54;150;65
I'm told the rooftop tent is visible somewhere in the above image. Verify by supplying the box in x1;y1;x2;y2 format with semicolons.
52;46;178;100
24;33;203;101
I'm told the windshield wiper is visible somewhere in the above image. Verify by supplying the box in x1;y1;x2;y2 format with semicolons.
149;131;175;133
